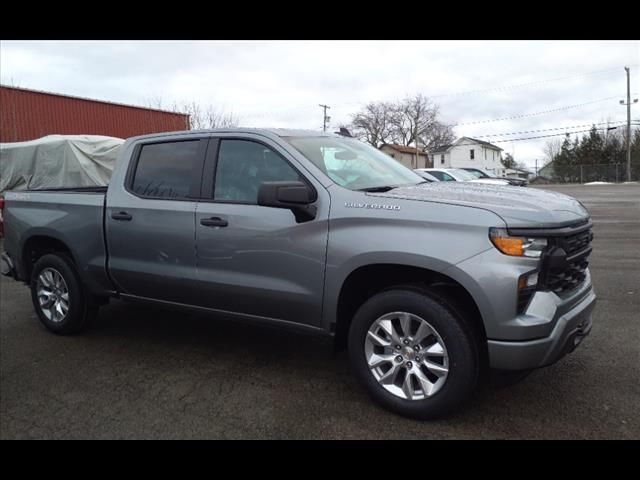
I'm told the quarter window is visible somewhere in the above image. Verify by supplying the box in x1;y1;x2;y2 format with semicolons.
132;140;200;199
214;140;303;204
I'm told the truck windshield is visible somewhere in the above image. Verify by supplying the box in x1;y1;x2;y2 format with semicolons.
285;136;424;191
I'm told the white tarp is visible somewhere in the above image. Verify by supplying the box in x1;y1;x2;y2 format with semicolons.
0;134;124;193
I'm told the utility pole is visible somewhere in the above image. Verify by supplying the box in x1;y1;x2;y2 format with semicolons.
535;158;538;177
319;104;330;132
415;123;420;168
620;67;638;182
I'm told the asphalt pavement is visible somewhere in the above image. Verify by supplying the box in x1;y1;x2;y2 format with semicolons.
1;183;638;439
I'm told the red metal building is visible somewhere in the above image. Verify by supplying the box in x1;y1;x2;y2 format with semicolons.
0;85;190;142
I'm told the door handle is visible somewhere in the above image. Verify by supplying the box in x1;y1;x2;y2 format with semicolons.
200;216;228;227
111;211;132;221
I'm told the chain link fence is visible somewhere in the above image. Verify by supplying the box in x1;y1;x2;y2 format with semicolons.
538;163;640;184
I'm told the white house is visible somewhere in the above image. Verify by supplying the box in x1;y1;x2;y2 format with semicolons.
429;137;506;177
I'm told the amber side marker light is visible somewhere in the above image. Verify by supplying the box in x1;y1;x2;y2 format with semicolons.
491;235;524;256
489;228;548;258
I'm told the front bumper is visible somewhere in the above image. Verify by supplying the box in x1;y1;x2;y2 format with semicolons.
487;286;596;370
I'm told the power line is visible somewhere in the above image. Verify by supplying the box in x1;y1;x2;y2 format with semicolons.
430;67;628;99
489;125;631;144
324;65;639;111
448;96;620;126
470;120;627;138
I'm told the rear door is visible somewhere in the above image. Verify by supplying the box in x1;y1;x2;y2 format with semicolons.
106;137;207;303
193;134;330;328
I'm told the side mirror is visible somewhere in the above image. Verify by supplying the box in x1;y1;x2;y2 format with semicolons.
257;181;317;222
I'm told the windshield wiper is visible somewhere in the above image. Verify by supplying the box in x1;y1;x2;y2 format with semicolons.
358;181;429;192
357;185;397;192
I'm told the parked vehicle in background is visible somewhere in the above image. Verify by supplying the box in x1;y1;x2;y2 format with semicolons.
1;128;596;420
462;167;528;187
419;168;511;186
413;170;440;182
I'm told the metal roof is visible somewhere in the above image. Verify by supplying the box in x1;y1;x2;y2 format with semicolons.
429;137;503;153
0;84;189;117
381;143;428;155
458;137;503;150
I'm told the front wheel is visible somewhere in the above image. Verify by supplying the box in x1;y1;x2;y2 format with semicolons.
30;253;97;335
348;287;480;419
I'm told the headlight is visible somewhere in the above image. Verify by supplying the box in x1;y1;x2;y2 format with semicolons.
489;228;547;257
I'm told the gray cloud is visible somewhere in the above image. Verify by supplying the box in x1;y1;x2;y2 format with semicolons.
1;40;638;168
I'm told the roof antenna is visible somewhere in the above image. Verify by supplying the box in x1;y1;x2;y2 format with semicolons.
335;127;353;137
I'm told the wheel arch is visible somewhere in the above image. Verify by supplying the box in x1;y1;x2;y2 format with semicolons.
20;233;76;282
332;263;488;366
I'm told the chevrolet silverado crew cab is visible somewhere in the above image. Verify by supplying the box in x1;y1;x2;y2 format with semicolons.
0;129;596;419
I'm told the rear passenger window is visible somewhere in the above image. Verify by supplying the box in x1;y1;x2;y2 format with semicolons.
132;141;200;198
214;139;303;204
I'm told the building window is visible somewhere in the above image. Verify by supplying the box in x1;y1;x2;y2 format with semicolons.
470;149;475;160
440;154;445;164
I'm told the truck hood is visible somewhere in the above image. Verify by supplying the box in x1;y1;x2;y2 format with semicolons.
373;182;589;228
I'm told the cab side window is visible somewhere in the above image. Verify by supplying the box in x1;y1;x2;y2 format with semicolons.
131;140;200;199
214;140;303;204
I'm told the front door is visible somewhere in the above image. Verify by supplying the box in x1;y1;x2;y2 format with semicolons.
194;136;329;328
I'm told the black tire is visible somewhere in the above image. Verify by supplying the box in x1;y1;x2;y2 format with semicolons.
30;253;97;335
348;286;480;420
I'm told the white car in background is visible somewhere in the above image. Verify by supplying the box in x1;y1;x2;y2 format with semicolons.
418;168;511;186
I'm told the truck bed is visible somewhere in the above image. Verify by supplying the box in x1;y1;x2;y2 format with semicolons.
12;186;108;194
2;188;112;294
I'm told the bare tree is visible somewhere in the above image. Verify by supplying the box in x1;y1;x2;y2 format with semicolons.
392;94;435;146
542;138;563;164
351;102;395;147
145;97;239;130
204;106;238;129
349;94;454;150
419;120;456;151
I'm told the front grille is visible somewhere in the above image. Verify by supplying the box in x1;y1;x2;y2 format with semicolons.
542;224;594;295
555;228;594;256
545;257;589;294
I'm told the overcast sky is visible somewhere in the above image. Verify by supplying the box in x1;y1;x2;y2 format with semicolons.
1;40;638;169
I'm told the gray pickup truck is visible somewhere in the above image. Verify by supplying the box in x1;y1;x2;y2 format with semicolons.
0;128;596;419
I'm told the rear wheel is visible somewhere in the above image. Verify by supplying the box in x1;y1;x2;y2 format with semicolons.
30;254;97;334
348;286;480;419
